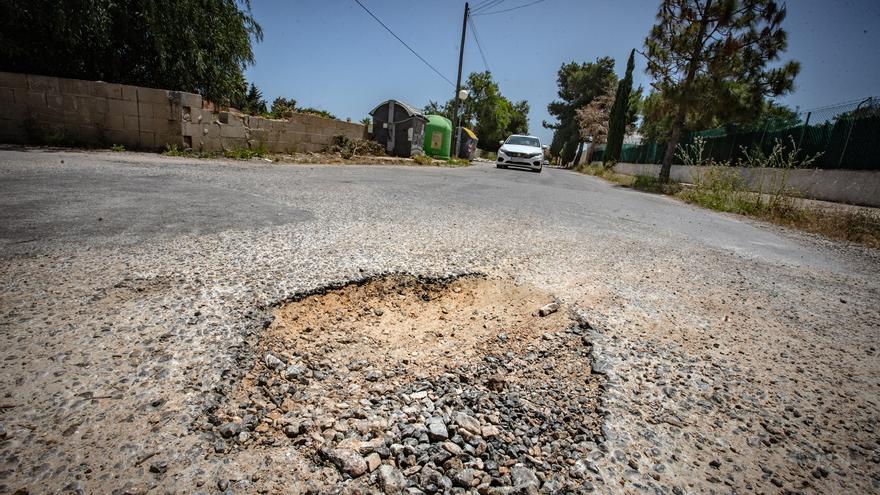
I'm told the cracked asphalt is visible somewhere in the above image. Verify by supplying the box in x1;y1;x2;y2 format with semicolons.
0;148;878;494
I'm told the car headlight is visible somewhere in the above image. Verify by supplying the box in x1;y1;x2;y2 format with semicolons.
529;151;542;158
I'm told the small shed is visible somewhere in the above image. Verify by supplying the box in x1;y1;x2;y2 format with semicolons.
369;100;427;157
455;127;478;160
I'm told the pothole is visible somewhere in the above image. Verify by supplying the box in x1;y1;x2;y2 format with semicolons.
205;274;605;493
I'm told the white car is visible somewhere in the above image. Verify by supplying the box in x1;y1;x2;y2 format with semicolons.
496;135;544;173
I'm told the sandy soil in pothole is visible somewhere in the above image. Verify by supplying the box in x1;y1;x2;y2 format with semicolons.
264;274;568;375
203;275;604;493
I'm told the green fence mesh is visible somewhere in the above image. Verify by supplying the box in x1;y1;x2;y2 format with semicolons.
592;97;879;169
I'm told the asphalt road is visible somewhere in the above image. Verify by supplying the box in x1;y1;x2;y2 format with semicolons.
0;149;848;271
0;148;877;494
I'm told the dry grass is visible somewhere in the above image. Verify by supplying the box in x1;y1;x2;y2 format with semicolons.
575;162;880;249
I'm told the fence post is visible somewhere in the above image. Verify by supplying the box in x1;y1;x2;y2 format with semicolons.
798;111;811;149
728;127;737;162
839;97;872;168
759;120;769;148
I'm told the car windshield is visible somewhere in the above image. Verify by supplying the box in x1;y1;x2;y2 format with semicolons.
505;136;540;148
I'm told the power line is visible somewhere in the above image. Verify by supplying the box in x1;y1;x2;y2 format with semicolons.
471;0;503;12
351;0;455;87
471;0;506;13
467;17;490;73
473;0;547;16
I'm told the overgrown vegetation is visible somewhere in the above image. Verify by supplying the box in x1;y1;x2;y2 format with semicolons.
412;154;433;166
326;135;384;159
576;138;880;248
162;143;268;160
162;144;186;157
423;71;528;153
223;142;268;160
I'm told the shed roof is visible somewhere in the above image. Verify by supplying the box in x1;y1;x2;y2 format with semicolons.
369;99;425;119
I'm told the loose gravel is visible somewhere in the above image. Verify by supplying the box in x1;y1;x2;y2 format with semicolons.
203;274;604;493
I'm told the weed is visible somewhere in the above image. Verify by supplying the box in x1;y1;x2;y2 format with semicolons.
675;136;710;167
446;158;470;166
574;163;634;186
110;144;126;152
631;175;681;194
412;154;433;166
223;142;268;160
738;137;823;213
163;144;185;156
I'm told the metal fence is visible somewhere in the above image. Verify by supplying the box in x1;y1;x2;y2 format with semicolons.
593;97;880;170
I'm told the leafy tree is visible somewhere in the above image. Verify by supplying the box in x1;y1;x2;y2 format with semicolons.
427;71;528;152
643;0;800;180
234;83;267;115
267;97;335;120
508;100;530;136
576;82;616;163
604;50;636;164
297;107;337;120
749;101;800;130
269;97;297;119
546;58;617;164
0;0;262;104
422;100;453;120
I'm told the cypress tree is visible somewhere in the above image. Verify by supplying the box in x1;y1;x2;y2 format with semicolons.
604;50;635;165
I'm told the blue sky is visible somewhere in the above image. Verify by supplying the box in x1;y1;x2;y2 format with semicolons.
244;0;880;144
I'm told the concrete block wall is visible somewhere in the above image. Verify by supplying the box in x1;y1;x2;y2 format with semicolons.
613;162;880;207
0;71;366;154
181;105;366;153
0;71;184;150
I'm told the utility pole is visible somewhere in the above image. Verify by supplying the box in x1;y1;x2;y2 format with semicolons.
451;2;468;158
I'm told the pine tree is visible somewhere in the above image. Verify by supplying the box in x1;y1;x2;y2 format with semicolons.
604;50;635;165
644;0;799;181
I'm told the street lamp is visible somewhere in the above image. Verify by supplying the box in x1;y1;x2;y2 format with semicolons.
453;90;469;158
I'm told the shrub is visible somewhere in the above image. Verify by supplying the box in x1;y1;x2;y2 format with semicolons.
110;144;125;152
326;135;384;159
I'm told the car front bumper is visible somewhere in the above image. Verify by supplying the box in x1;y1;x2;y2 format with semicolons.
497;155;542;169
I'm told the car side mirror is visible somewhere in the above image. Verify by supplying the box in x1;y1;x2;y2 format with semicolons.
498;141;504;146
542;145;549;150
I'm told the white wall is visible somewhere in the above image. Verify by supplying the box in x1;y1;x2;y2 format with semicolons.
613;163;880;207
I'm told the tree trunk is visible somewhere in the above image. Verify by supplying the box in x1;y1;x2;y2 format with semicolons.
659;0;713;183
659;108;686;182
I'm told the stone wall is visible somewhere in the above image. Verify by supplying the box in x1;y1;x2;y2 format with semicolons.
0;72;183;150
184;108;365;154
0;71;365;153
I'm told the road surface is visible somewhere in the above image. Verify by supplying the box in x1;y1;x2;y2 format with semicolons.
0;148;877;494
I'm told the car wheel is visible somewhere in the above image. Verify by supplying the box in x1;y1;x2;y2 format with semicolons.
496;164;506;169
534;167;542;173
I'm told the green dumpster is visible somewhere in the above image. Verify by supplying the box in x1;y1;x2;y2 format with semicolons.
423;115;452;159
